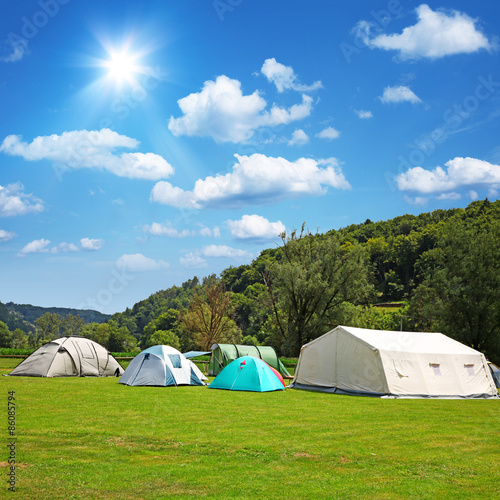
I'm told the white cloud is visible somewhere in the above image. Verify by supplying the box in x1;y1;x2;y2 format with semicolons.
151;153;350;209
168;75;313;143
0;129;174;180
469;190;479;200
260;58;322;93
1;128;136;160
437;192;461;201
355;4;496;60
227;214;285;240
0;229;16;242
0;38;28;63
150;183;194;208
18;238;51;256
355;110;373;119
199;225;221;238
0;183;44;217
316;126;340;140
18;237;103;256
57;242;79;253
404;196;428;206
180;244;252;268
142;221;194;238
168;76;265;143
288;129;309;146
180;252;207;269
396;157;500;194
202;245;252;259
80;238;104;251
115;253;169;272
379;85;422;104
267;94;313;126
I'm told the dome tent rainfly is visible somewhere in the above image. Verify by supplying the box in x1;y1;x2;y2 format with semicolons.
209;356;286;392
290;326;499;399
9;336;124;377
119;345;207;387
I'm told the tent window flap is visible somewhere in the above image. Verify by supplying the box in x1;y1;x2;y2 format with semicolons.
430;363;441;376
465;364;475;377
75;341;95;359
168;354;182;368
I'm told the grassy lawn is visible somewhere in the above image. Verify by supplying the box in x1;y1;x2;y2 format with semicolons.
0;358;499;499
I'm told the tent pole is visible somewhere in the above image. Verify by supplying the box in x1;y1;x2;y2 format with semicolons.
230;362;245;391
255;345;263;360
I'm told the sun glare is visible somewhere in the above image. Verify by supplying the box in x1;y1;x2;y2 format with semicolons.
105;50;139;84
85;36;162;97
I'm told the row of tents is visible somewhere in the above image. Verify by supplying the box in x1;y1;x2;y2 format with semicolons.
8;327;500;399
8;337;290;392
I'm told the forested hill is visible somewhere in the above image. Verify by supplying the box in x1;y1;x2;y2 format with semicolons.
2;199;499;360
107;198;500;358
0;302;110;333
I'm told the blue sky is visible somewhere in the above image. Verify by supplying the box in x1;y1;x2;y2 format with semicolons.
1;0;500;314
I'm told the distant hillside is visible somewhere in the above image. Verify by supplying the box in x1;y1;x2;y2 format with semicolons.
111;198;500;350
1;302;110;333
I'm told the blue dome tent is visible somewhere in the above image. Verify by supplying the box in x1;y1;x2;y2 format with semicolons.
119;345;207;387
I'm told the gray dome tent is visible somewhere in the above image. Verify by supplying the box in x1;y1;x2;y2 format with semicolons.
9;336;124;377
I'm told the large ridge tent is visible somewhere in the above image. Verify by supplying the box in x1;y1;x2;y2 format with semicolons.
9;336;124;377
119;345;207;387
209;343;291;378
209;356;286;392
290;326;499;399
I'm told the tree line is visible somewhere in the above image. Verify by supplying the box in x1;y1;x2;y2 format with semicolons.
1;199;499;362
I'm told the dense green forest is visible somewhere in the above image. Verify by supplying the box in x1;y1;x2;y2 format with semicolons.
1;199;499;363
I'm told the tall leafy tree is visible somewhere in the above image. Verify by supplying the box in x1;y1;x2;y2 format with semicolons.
148;330;181;350
265;227;374;355
412;221;500;361
181;276;240;350
0;321;12;348
230;283;272;342
81;322;111;347
141;309;180;348
365;236;390;290
11;328;29;348
36;312;62;345
61;314;85;337
106;321;137;352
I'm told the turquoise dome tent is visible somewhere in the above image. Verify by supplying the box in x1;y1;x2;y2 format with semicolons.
208;356;286;392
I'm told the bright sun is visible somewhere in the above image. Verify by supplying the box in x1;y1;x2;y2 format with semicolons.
104;50;139;84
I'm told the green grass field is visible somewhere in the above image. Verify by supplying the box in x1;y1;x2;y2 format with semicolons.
0;358;499;499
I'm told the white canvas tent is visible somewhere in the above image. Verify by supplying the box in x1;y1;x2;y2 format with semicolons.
9;336;124;377
290;326;499;399
119;345;207;387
